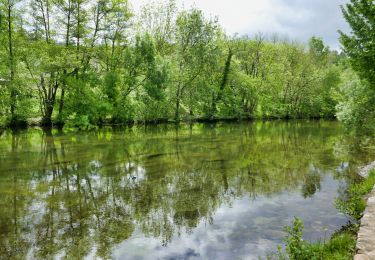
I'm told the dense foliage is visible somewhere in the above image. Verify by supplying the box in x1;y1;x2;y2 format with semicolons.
338;0;375;132
0;0;358;128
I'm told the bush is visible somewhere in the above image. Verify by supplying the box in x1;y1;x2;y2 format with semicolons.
65;113;97;130
282;217;356;260
336;69;375;133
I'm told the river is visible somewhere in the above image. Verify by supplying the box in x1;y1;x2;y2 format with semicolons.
0;121;374;259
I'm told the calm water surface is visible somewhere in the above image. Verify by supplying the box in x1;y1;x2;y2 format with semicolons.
0;121;374;260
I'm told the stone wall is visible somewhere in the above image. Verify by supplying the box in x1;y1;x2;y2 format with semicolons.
355;161;375;260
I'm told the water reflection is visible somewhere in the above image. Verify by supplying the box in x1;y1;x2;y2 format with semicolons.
0;121;373;259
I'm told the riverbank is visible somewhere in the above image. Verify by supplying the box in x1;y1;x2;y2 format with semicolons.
0;116;337;131
355;162;375;260
277;162;375;260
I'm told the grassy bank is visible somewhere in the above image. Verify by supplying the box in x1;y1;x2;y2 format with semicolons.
273;170;375;260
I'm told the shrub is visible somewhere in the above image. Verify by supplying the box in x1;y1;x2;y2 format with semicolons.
282;217;356;260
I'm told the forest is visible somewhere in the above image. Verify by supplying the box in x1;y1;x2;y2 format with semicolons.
0;0;374;131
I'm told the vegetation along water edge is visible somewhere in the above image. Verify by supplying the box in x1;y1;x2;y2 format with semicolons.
270;164;375;260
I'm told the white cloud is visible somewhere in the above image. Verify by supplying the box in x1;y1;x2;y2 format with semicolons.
130;0;350;50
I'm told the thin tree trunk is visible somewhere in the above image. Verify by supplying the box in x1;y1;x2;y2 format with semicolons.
58;0;71;123
175;87;181;121
7;1;16;121
57;86;65;122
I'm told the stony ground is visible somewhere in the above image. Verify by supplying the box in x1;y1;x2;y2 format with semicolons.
359;162;375;178
355;162;375;260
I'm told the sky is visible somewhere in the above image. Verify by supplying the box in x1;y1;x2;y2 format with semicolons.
130;0;350;50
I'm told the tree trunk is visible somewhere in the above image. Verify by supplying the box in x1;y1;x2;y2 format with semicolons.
57;0;71;124
175;91;181;121
40;74;58;127
57;86;65;123
42;103;54;127
7;1;16;121
211;48;233;118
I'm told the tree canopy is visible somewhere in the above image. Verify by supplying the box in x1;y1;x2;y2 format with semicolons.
338;0;375;131
0;0;373;132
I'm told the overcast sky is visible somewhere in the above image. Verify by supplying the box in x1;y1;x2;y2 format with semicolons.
130;0;350;50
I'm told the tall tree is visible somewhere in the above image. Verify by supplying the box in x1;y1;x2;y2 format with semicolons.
0;0;18;124
338;0;375;131
173;9;219;120
26;0;77;126
138;0;177;55
54;0;74;122
339;0;375;86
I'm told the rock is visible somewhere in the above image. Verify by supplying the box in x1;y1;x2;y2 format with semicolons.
358;161;375;178
355;163;375;260
354;254;372;260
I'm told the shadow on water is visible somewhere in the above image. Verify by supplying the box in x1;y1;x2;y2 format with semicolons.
0;121;373;259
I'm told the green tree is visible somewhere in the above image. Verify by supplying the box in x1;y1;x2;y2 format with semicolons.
172;9;219;120
138;0;177;55
0;0;27;126
338;0;375;131
340;0;375;86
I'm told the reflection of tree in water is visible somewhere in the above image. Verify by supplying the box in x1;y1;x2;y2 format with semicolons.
302;172;322;198
0;129;31;259
0;121;371;259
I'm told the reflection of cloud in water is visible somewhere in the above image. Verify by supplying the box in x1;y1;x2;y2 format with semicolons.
89;160;103;169
123;163;147;187
1;122;372;260
336;162;350;174
113;175;347;260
